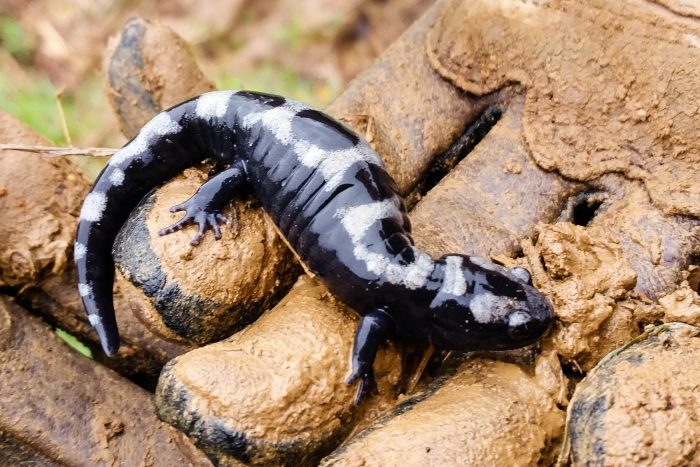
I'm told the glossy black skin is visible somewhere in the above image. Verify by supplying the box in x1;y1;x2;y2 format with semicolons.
76;90;554;404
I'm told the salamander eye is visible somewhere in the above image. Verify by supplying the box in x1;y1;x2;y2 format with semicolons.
510;266;532;285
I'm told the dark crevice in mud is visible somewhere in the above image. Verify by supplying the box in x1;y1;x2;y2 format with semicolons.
404;104;504;209
559;190;608;226
688;253;700;295
14;286;162;393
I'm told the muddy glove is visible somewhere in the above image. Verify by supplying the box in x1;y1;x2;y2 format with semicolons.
107;2;700;465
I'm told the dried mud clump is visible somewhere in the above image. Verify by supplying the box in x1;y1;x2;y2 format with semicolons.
104;16;215;138
113;167;300;345
428;0;700;218
0;297;212;466
0;111;189;381
566;323;700;466
528;222;639;371
155;277;401;466
0;114;89;288
322;354;565;466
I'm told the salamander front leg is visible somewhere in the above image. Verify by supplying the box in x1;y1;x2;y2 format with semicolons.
346;308;395;405
159;161;247;246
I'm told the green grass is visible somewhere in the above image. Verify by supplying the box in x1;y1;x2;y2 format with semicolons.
0;16;35;64
215;61;339;109
55;328;93;358
0;73;66;144
0;72;110;146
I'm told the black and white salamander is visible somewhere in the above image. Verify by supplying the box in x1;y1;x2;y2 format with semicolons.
76;90;554;403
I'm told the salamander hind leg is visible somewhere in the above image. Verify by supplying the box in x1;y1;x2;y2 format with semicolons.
159;161;248;246
346;309;395;405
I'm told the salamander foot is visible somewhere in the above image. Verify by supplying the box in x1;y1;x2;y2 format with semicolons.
159;201;230;246
346;365;378;406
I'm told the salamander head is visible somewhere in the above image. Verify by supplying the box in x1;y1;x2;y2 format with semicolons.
428;255;554;350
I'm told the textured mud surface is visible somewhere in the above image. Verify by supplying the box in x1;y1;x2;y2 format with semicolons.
0;112;188;384
129;1;699;465
149;3;570;464
104;16;215;139
2;0;700;465
0;297;212;466
322;353;566;466
156;277;402;465
566;323;700;466
0;113;86;289
428;0;700;218
114;168;299;345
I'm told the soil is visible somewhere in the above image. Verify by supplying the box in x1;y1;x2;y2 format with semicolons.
567;323;700;466
0;113;87;288
2;0;700;465
428;0;700;218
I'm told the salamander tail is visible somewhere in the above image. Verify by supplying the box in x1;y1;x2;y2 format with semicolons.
74;96;209;356
75;221;121;356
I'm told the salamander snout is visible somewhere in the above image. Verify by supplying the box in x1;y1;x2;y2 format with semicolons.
507;309;550;341
506;284;554;343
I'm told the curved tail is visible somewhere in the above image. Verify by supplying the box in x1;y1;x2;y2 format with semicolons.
75;91;237;355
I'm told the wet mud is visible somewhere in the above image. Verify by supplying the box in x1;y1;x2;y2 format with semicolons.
0;112;189;385
0;297;212;466
2;0;700;465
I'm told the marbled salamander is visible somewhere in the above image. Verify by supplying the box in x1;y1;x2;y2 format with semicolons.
76;90;554;403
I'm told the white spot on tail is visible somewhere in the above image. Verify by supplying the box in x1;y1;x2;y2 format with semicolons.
74;242;87;261
80;192;107;222
469;291;516;324
441;256;467;296
88;313;102;328
108;168;125;186
109;111;182;166
78;283;92;297
195;91;235;119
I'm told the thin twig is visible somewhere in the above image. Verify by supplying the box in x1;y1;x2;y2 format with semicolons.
0;144;116;157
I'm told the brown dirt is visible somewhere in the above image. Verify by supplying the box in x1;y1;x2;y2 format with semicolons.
0;296;212;466
590;176;700;301
428;0;700;218
149;3;573;464
0;111;190;383
114;166;299;345
104;16;216;139
326;1;486;195
155;276;402;465
528;222;640;371
0;113;88;288
658;283;700;326
4;0;699;464
410;91;581;258
322;354;565;466
566;323;700;466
